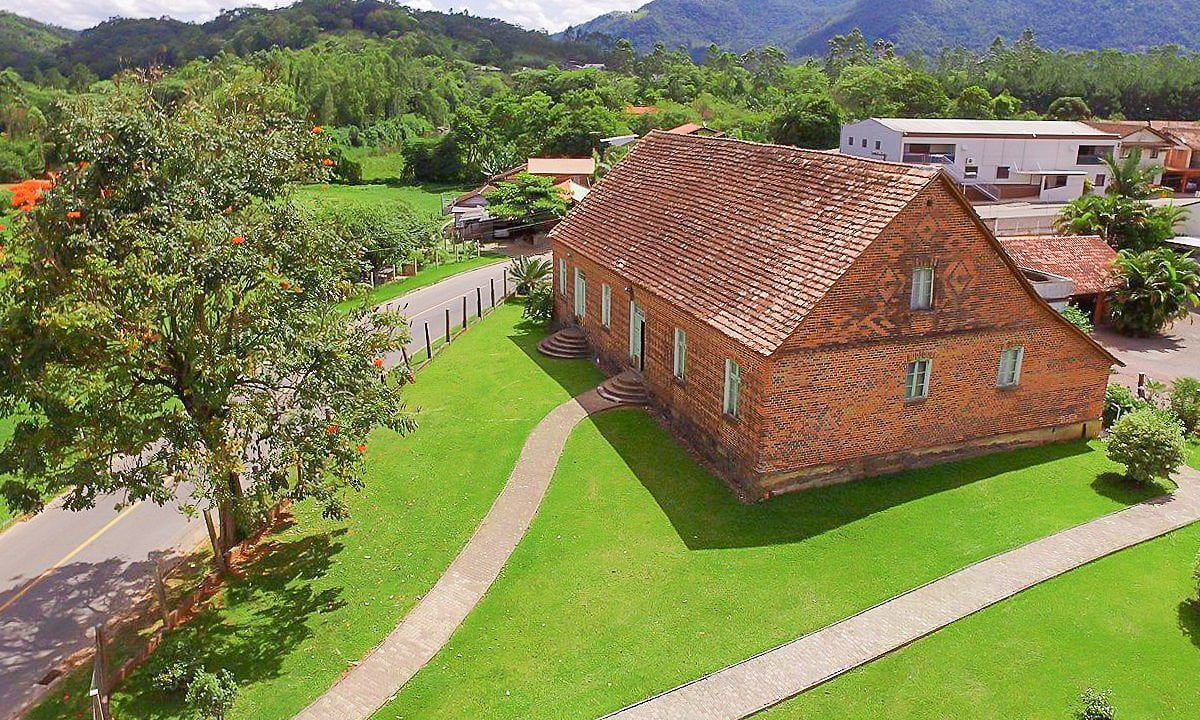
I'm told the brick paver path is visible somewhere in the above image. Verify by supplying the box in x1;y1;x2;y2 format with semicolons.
605;467;1200;720
293;389;618;720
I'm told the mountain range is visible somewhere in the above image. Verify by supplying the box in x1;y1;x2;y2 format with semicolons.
562;0;1200;57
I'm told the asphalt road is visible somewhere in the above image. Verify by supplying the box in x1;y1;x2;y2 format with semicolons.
0;258;516;718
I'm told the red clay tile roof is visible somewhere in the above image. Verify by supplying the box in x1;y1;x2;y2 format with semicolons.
550;131;940;355
997;234;1120;295
624;105;660;115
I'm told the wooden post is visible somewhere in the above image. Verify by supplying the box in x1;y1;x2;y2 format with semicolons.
503;275;508;298
1138;372;1146;399
153;561;171;630
203;509;226;573
424;322;432;360
476;287;483;319
490;278;496;308
91;624;110;720
444;308;451;344
400;345;412;372
462;296;468;330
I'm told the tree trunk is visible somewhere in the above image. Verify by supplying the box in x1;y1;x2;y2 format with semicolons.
218;471;245;551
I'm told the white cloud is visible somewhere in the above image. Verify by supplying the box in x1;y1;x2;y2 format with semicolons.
0;0;645;32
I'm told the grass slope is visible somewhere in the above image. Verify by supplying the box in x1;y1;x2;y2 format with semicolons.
761;524;1200;719
295;182;466;216
377;409;1163;719
26;305;603;720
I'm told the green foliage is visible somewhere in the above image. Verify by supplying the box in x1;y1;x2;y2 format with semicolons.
522;284;554;324
951;85;994;119
1104;383;1147;427
507;256;552;295
769;92;841;148
1109;248;1200;336
1168;377;1200;435
1105;408;1186;484
1060;304;1094;334
184;668;238;720
1077;687;1116;720
1055;194;1184;252
484;172;569;222
1102;148;1161;199
1047;96;1091;120
0;78;415;536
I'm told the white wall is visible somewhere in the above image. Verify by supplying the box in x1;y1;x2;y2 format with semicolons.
839;120;1116;201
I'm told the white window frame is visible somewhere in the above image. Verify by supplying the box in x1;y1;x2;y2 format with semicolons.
910;266;934;310
723;358;742;417
905;358;932;400
997;347;1024;388
573;268;586;317
601;284;612;327
673;328;687;380
557;258;567;295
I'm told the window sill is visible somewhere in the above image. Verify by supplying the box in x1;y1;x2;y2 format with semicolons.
722;411;740;423
903;396;928;404
997;383;1020;391
672;375;686;387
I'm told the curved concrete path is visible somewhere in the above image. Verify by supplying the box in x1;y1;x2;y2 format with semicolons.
293;388;619;720
604;467;1200;720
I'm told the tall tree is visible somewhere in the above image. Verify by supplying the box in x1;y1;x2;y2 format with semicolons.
1102;148;1162;199
0;78;415;553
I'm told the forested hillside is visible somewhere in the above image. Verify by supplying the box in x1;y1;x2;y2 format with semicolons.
564;0;1200;56
25;0;606;79
0;12;74;75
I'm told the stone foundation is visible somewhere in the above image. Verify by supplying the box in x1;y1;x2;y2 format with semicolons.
753;419;1103;500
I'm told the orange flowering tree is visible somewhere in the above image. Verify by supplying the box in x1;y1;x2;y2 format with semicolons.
0;79;414;554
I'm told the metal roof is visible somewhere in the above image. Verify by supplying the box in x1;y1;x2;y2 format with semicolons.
871;118;1120;138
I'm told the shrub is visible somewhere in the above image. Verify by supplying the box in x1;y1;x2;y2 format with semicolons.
523;284;553;324
1109;248;1200;337
1061;303;1094;334
1103;383;1146;427
1106;407;1186;484
147;638;199;695
1169;376;1200;435
508;255;552;295
1077;687;1116;720
185;668;238;720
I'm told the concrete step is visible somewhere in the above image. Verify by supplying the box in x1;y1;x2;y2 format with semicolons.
538;328;592;359
598;371;648;405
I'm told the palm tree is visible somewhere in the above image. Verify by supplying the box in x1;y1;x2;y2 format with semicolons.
508;256;552;295
1101;148;1162;199
1109;248;1200;336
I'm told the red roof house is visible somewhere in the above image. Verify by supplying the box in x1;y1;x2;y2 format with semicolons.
547;131;1116;498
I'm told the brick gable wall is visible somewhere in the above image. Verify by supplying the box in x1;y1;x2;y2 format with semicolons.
758;180;1110;489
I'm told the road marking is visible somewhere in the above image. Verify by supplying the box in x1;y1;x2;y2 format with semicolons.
0;502;142;617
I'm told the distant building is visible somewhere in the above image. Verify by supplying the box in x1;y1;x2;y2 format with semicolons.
446;157;596;241
975;197;1200;239
665;123;725;137
996;234;1120;322
547;131;1114;498
840;118;1119;202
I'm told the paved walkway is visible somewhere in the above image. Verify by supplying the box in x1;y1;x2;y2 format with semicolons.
603;466;1200;720
293;389;619;720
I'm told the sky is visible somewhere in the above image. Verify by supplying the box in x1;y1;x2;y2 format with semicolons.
0;0;646;33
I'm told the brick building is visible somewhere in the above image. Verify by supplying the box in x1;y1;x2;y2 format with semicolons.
547;131;1118;499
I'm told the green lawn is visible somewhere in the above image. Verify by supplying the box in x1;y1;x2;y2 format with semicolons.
335;254;507;313
26;304;604;720
295;182;467;216
376;411;1168;719
759;523;1200;720
341;148;407;183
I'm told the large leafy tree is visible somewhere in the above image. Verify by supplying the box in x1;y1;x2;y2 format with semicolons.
769;92;841;149
1108;248;1200;336
0;78;415;551
1055;194;1185;252
484;172;569;222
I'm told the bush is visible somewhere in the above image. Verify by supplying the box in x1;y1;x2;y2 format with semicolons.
1169;377;1200;435
1109;248;1200;337
522;284;553;324
1103;383;1146;427
148;638;199;694
1077;687;1116;720
1106;407;1186;484
185;668;238;720
1061;303;1094;334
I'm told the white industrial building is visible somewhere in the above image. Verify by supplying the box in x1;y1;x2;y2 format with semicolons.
839;118;1120;202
